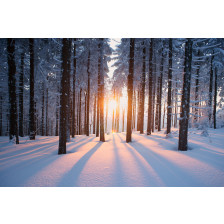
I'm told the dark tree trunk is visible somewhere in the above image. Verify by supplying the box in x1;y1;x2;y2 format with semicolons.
45;76;49;136
7;39;19;144
178;38;193;151
158;46;164;131
19;52;24;137
213;67;217;129
29;38;35;140
84;92;87;135
41;82;45;136
93;96;96;134
66;39;72;142
166;38;173;135
96;41;101;138
71;38;77;138
112;109;115;133
152;56;156;133
58;38;70;154
99;38;105;142
147;38;153;135
208;54;214;126
139;41;146;134
79;88;82;135
86;50;90;136
126;38;135;142
76;92;79;135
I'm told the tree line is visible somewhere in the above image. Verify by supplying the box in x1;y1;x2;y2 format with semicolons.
0;38;224;153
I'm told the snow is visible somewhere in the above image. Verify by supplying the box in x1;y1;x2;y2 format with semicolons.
0;128;224;187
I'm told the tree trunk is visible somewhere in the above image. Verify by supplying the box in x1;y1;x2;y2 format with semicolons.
126;38;135;142
147;38;153;135
66;39;72;142
29;38;35;140
45;76;49;136
99;38;105;142
93;96;96;134
178;38;193;151
41;82;45;136
139;41;146;134
79;88;82;135
208;53;214;126
213;67;217;129
84;92;87;135
166;38;173;135
58;38;70;154
7;38;19;144
86;50;90;136
19;52;24;137
158;46;164;131
71;38;77;138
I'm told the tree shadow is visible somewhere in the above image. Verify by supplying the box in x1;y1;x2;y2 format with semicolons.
57;142;102;186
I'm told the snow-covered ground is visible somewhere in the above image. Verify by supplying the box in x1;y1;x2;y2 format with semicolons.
0;128;224;187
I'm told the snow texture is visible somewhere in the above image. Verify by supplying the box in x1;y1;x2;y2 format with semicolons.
0;128;224;187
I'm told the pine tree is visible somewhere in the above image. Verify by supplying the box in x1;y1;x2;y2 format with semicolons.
58;38;70;154
7;38;19;144
126;38;135;142
166;38;173;135
19;52;24;137
29;38;35;140
178;38;193;151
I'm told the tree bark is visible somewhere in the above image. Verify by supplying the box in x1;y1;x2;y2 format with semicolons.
126;38;135;142
208;53;214;126
99;38;105;142
29;38;35;140
147;38;153;135
139;41;146;134
7;38;19;144
58;38;70;154
158;45;164;131
213;67;217;129
86;50;90;136
178;38;193;151
19;52;24;137
166;38;173;135
71;38;77;138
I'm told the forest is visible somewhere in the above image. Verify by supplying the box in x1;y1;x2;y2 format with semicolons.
0;38;224;187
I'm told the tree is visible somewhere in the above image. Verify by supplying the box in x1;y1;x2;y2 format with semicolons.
71;38;77;138
7;38;19;144
126;38;135;142
178;38;193;151
19;52;24;137
29;38;35;140
58;38;70;154
99;38;105;142
139;40;146;134
147;39;153;135
166;38;173;135
86;50;90;136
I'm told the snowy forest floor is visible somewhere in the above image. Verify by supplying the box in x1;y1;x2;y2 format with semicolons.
0;128;224;187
